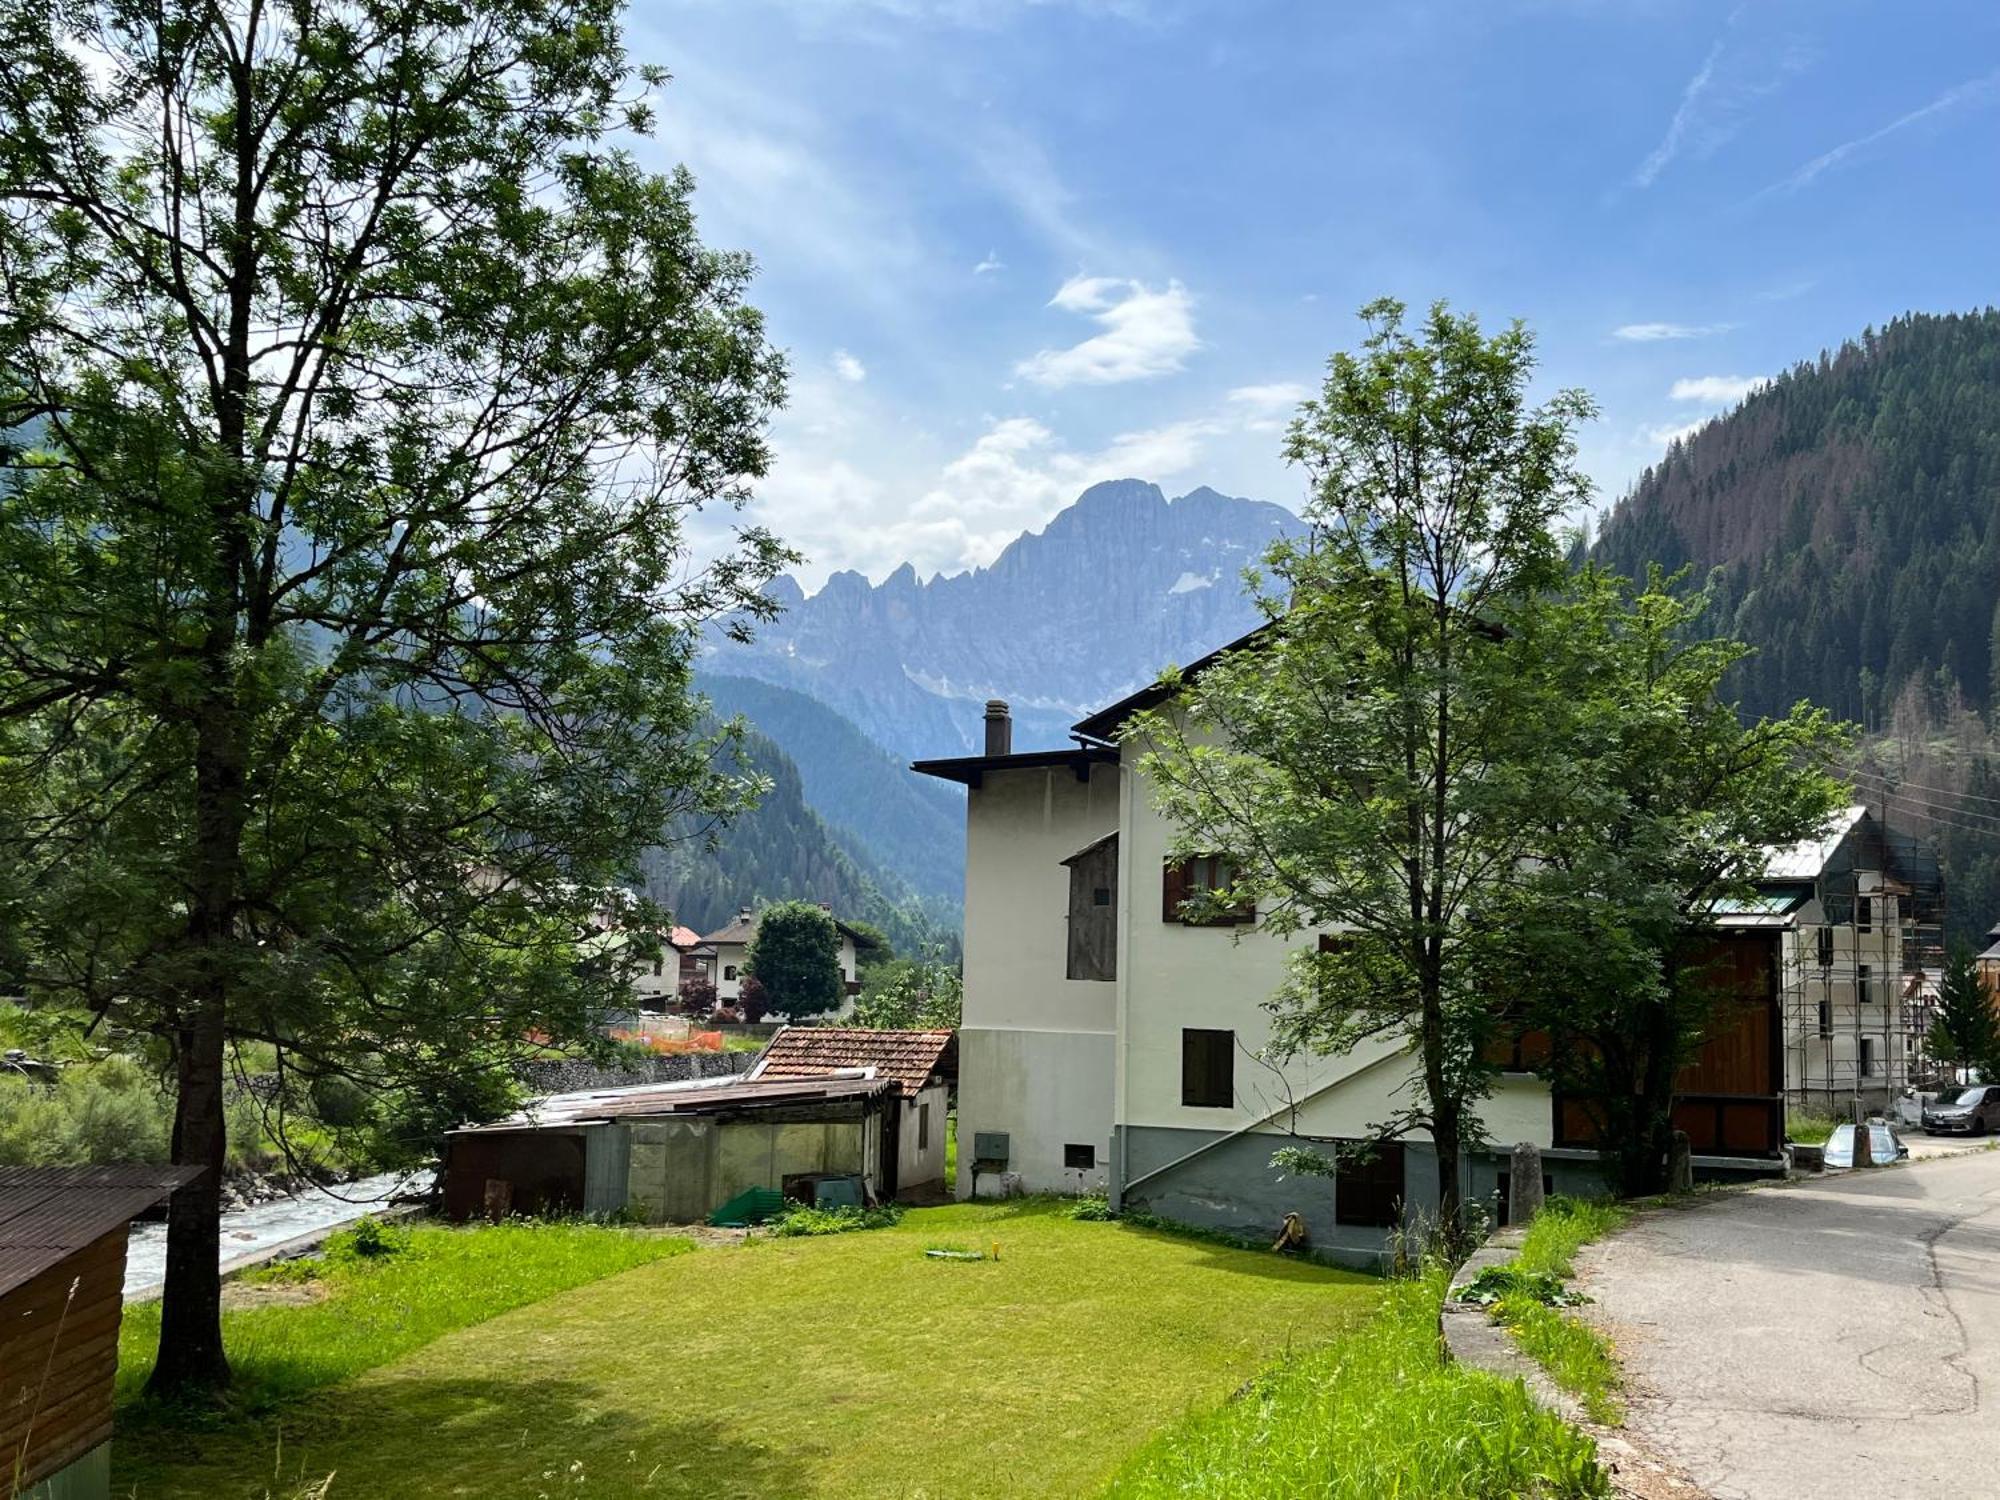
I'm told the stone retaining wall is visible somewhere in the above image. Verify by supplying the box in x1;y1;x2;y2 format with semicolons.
516;1049;754;1097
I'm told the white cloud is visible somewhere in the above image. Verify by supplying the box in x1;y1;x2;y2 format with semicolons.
831;349;868;383
1670;374;1766;404
1227;381;1310;431
1631;28;1813;189
1014;275;1200;388
1612;321;1732;342
1644;418;1710;450
974;251;1005;275
1763;69;2000;196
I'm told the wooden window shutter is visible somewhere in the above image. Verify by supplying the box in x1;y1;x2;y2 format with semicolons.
1161;859;1189;922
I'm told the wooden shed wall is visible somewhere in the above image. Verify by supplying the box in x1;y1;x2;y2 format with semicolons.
0;1226;128;1497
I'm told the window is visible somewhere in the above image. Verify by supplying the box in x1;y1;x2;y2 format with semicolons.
1335;1140;1406;1228
723;964;737;981
1860;1037;1877;1077
1064;1143;1096;1170
652;957;664;977
1815;926;1835;966
1093;887;1111;906
1857;895;1872;933
918;1102;931;1151
1858;963;1872;1003
1817;998;1832;1039
1162;856;1254;925
1181;1028;1235;1108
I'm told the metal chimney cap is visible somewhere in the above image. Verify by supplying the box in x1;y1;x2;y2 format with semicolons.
984;699;1009;716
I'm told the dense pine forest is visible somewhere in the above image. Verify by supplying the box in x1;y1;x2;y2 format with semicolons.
1596;309;2000;944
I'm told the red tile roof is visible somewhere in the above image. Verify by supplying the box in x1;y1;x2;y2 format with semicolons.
754;1027;955;1099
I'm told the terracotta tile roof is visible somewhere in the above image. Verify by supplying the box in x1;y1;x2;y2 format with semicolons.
754;1027;956;1099
0;1164;200;1299
668;926;701;951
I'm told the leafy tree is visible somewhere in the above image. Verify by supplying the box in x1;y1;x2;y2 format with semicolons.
1132;299;1593;1239
676;977;719;1022
0;0;788;1396
736;973;771;1024
1932;942;1998;1076
851;961;961;1031
1488;567;1850;1196
742;902;844;1018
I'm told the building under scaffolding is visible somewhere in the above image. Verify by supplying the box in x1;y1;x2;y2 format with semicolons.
1719;805;1945;1112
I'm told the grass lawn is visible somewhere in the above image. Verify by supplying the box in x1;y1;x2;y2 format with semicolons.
115;1201;1374;1499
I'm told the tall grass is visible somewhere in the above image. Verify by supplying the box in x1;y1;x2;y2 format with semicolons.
1786;1111;1837;1145
117;1219;691;1417
1495;1196;1630;1426
1102;1265;1608;1499
1514;1196;1628;1278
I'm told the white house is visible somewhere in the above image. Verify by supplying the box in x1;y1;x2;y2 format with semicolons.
699;906;863;1013
916;669;1923;1262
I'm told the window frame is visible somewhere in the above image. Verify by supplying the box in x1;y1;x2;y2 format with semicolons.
1180;1027;1235;1109
1063;1142;1096;1170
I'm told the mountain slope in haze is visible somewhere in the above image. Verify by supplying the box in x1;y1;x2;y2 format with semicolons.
697;672;965;906
706;480;1304;763
638;720;957;960
1595;309;2000;727
1594;308;2000;945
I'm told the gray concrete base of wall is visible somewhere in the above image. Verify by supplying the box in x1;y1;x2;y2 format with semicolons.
21;1440;111;1500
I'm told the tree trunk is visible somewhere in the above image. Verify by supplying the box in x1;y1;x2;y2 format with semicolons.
146;710;247;1399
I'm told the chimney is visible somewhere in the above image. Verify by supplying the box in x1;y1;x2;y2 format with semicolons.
984;699;1012;756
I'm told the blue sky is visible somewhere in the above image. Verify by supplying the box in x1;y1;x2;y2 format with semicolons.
629;0;2000;589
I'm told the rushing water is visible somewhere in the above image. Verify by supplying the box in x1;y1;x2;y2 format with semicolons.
123;1167;434;1297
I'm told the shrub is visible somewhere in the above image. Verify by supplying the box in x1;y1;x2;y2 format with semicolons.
766;1202;903;1237
1069;1192;1114;1221
0;1057;173;1166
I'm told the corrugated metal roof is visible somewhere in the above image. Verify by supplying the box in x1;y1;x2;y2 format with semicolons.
0;1165;199;1300
448;1074;896;1134
752;1027;956;1099
1762;804;1869;881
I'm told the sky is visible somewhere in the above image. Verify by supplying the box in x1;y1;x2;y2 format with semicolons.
627;0;2000;590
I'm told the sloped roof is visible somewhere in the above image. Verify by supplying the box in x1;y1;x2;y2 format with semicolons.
699;908;870;947
1762;804;1870;881
668;926;701;951
0;1164;199;1299
754;1027;956;1099
449;1075;896;1134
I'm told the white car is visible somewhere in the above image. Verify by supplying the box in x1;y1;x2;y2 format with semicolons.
1822;1121;1909;1168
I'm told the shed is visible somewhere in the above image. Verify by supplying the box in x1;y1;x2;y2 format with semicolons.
1;1165;199;1500
751;1028;956;1197
442;1075;900;1225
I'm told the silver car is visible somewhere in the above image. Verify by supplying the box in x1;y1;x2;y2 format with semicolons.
1922;1085;2000;1135
1822;1121;1909;1168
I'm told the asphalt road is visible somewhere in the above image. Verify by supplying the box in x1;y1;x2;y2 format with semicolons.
1578;1146;2000;1499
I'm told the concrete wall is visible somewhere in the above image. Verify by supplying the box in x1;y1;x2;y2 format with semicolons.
518;1050;751;1097
623;1112;873;1223
897;1081;949;1191
955;760;1121;1196
20;1441;110;1500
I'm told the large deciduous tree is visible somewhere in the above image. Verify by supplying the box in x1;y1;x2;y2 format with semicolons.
742;901;845;1019
1486;568;1849;1196
1132;299;1594;1240
0;0;789;1396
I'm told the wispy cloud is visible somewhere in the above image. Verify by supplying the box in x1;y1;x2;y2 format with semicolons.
1613;321;1733;342
1015;274;1200;387
974;251;1005;275
831;349;868;382
1763;69;2000;197
1631;24;1812;189
1644;418;1711;450
1227;381;1310;431
1671;374;1766;403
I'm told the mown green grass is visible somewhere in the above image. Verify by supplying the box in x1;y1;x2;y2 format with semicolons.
117;1219;691;1416
115;1200;1373;1499
1104;1265;1608;1499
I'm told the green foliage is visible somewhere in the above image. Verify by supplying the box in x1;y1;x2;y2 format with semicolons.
850;960;962;1030
1455;1266;1583;1308
766;1202;904;1237
1787;1111;1838;1145
1494;1294;1624;1425
0;0;793;1390
1105;1266;1609;1499
1068;1193;1115;1221
1514;1197;1630;1279
0;1055;171;1165
1932;941;1999;1073
117;1221;691;1417
743;901;846;1018
1132;298;1595;1237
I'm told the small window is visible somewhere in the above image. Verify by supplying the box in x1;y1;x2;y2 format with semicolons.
1064;1143;1096;1170
1858;963;1872;1003
653;957;664;977
1335;1140;1406;1228
1181;1028;1234;1108
1816;926;1835;966
1860;1037;1876;1077
1857;896;1873;933
1817;999;1832;1039
1093;887;1111;906
723;964;737;981
918;1102;931;1151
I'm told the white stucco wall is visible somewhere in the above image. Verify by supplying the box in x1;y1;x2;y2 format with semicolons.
958;1026;1115;1197
712;929;858;1012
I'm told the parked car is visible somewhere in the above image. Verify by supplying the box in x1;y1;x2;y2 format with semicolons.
1822;1121;1909;1168
1922;1084;2000;1135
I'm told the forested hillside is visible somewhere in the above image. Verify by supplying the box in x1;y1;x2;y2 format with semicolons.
636;722;959;959
1596;309;2000;943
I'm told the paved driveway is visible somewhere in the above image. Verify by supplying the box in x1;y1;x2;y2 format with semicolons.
1579;1147;2000;1499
